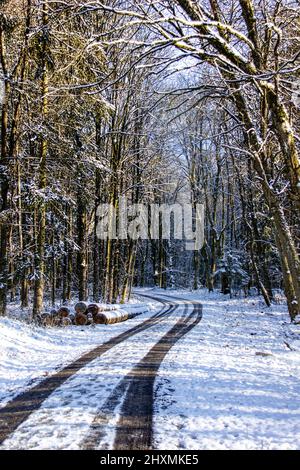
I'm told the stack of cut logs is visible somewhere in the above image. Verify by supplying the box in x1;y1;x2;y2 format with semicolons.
37;302;149;327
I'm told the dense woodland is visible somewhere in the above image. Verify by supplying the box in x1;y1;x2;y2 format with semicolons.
0;0;299;320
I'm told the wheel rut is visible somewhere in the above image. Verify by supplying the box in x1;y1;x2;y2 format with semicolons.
0;300;174;445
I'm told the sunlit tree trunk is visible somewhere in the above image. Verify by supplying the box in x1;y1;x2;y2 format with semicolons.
33;1;49;316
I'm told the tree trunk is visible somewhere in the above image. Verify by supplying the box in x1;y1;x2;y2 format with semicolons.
77;190;88;302
0;76;10;316
33;1;49;316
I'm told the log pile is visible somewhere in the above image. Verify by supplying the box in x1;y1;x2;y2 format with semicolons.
37;302;149;327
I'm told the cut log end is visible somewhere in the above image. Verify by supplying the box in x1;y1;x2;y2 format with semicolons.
87;303;100;317
58;306;71;318
61;317;72;327
94;313;107;324
75;312;88;326
75;301;88;315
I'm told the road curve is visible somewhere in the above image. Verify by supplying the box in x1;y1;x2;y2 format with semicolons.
0;300;173;445
0;293;202;449
81;294;203;450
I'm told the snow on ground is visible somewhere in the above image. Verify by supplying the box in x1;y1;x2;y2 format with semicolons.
150;289;300;450
0;299;187;450
1;288;300;450
0;299;157;409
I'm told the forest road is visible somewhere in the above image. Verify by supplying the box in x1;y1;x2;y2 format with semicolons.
0;293;202;449
81;293;203;450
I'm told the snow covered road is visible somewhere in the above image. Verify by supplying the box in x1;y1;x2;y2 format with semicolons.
0;294;202;450
0;288;300;450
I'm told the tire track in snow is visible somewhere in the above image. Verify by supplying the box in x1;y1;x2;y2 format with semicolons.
0;301;174;445
81;295;202;450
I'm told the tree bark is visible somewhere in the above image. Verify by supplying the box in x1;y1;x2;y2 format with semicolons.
33;1;49;316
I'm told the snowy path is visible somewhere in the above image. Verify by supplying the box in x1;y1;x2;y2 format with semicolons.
82;296;202;450
1;289;300;450
0;294;202;450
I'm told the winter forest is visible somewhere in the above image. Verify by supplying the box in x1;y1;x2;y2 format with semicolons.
1;0;300;319
1;0;300;453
